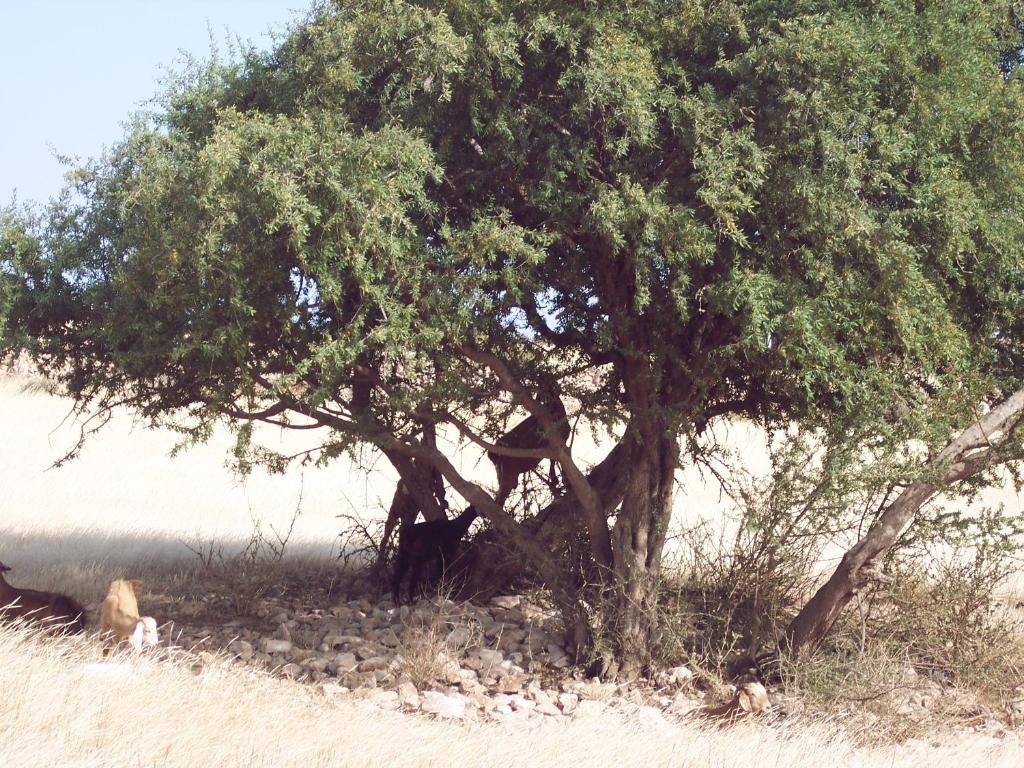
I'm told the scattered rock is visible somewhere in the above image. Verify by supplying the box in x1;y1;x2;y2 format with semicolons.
441;658;464;685
655;665;695;689
558;692;579;715
146;590;1020;737
446;626;473;646
575;679;617;701
509;694;536;712
355;644;385;660
496;673;525;694
261;638;293;655
476;649;504;669
228;639;254;661
738;682;771;714
319;682;349;701
304;657;329;673
420;690;467;719
546;643;567;661
358;657;389;673
369;690;400;710
330;652;358;674
397;681;420;708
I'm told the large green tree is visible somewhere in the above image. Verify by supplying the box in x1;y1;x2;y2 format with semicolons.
4;0;1024;676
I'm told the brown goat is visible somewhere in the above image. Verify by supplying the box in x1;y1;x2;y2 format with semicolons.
0;561;86;634
392;506;479;603
487;394;570;504
99;578;147;654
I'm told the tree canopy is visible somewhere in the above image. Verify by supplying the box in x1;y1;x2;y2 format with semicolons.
4;0;1024;674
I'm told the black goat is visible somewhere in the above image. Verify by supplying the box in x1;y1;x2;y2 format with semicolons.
392;506;479;603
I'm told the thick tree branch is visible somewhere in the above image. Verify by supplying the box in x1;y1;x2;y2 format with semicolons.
786;387;1024;654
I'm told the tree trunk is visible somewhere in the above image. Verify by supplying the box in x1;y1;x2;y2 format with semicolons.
784;485;933;653
602;430;677;680
786;387;1024;655
378;423;449;563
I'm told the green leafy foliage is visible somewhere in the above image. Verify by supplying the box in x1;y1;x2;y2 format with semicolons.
3;0;1024;667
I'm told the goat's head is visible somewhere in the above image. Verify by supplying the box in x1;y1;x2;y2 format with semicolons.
129;616;160;651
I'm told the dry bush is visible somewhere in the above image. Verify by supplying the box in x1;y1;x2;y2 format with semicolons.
783;637;939;742
651;434;858;677
654;509;818;679
780;534;1024;741
334;510;391;598
395;592;480;688
396;621;453;688
184;503;303;615
859;551;1024;702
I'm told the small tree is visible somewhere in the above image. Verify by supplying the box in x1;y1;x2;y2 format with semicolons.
4;0;1024;677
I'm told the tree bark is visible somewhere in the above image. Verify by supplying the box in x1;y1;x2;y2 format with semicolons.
378;423;448;562
602;429;677;680
785;388;1024;655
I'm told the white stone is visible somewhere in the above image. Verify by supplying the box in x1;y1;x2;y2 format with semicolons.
546;643;567;659
441;660;464;685
558;692;579;715
656;665;695;688
319;682;348;700
421;691;467;719
535;701;561;717
355;644;384;660
397;681;420;708
509;695;537;711
333;652;358;669
261;638;293;655
323;634;363;649
476;649;504;668
446;626;473;646
491;595;521;610
304;657;330;673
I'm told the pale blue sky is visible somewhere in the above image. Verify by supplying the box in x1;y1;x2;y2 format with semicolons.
1;1;307;206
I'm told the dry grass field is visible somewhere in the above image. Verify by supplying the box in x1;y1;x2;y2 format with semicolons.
2;369;1023;767
2;619;1023;768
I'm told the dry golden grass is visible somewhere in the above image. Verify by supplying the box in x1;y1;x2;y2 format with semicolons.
4;619;1024;768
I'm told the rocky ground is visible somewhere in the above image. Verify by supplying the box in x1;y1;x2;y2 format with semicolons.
84;581;1024;742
